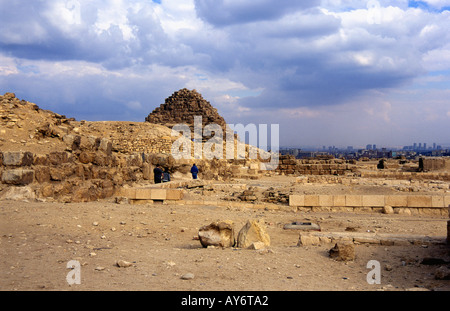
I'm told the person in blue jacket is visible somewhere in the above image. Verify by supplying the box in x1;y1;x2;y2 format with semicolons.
190;163;199;179
162;168;171;182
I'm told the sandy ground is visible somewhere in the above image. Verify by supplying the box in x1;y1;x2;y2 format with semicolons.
1;194;449;293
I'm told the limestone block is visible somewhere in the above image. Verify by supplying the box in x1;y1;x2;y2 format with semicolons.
304;195;319;207
297;234;321;246
385;195;408;207
2;151;33;167
166;189;183;200
135;188;152;200
289;195;304;207
329;242;355;261
150;189;167;200
2;169;35;185
117;188;136;199
236;219;270;248
407;195;432;208
444;196;450;209
431;196;445;208
362;195;385;207
318;195;333;207
198;220;235;248
333;195;346;207
345;195;362;207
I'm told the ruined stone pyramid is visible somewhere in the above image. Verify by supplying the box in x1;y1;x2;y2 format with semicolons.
145;88;227;134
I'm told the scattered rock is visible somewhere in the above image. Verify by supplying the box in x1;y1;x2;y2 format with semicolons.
329;242;355;261
248;241;267;250
236;219;270;249
180;273;194;280
382;205;394;214
297;234;321;246
198;220;235;248
116;260;133;268
434;266;450;280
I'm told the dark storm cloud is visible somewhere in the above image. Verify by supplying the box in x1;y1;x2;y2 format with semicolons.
194;0;320;26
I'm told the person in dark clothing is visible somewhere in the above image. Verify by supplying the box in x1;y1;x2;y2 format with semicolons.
153;165;163;184
190;164;199;179
163;168;171;182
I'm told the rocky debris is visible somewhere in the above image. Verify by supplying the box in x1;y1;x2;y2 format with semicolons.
434;266;450;280
0;185;36;201
180;273;195;280
198;220;235;248
236;219;270;249
382;205;394;214
329;242;355;261
238;190;257;202
145;88;228;140
2;151;34;167
297;234;321;246
1;169;35;185
116;260;133;268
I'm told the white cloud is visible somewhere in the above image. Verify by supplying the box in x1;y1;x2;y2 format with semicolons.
1;0;450;146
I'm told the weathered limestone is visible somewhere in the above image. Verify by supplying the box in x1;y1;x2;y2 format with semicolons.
329;242;355;261
333;195;346;207
304;195;319;207
2;152;33;167
345;195;362;207
362;195;385;207
289;194;304;207
407;195;432;208
385;195;408;207
198;220;235;248
318;195;333;207
145;88;228;139
236;219;270;249
2;169;35;185
117;187;183;203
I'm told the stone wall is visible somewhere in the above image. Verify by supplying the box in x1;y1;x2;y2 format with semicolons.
275;155;356;176
422;157;450;172
0;146;183;202
289;194;450;215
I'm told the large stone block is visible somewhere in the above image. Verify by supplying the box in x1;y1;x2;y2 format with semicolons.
407;195;432;208
318;195;333;207
431;196;445;208
236;219;270;249
333;195;346;207
289;195;304;207
362;195;385;207
444;196;450;209
198;220;235;248
117;187;136;199
304;195;319;207
135;188;152;200
345;195;362;207
150;189;167;200
2;169;35;185
166;189;183;200
385;195;408;207
2;152;33;167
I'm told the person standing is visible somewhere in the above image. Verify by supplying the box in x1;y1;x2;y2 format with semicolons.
190;163;199;179
153;165;163;184
163;168;171;182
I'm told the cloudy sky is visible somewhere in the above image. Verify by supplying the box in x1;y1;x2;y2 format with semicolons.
1;0;450;149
